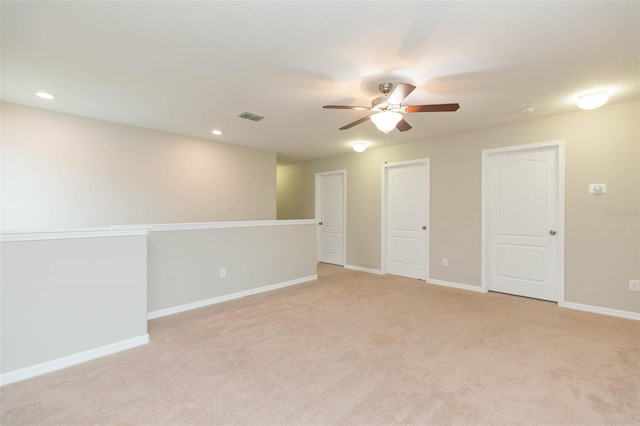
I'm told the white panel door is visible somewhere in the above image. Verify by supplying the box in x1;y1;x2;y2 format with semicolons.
317;172;345;265
487;146;559;301
386;161;429;279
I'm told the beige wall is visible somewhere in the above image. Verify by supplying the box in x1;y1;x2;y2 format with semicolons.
278;101;640;313
276;162;312;220
148;222;317;313
1;102;277;230
1;233;148;374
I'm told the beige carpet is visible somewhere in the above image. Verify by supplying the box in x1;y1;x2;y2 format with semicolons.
2;264;639;425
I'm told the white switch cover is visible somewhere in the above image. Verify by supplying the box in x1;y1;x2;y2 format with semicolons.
442;258;448;267
220;268;226;278
588;183;607;194
630;279;640;292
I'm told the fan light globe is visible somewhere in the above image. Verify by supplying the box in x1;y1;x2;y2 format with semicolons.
353;142;367;153
371;111;402;134
577;91;609;110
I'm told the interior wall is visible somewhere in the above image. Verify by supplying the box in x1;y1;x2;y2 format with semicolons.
1;102;277;230
278;100;640;313
1;233;148;375
276;162;312;220
148;222;317;314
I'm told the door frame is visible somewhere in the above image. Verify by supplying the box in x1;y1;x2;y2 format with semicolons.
481;140;565;305
381;158;430;279
315;170;347;265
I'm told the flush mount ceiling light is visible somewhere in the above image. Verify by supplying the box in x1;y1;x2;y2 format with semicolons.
211;130;222;135
577;91;609;110
36;91;55;100
370;111;403;134
353;142;368;153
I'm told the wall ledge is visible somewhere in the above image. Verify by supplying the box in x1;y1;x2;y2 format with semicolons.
1;227;149;243
0;334;149;387
1;220;316;242
116;219;317;232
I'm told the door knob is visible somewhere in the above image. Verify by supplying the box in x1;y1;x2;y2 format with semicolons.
422;226;427;230
549;230;556;236
319;222;323;225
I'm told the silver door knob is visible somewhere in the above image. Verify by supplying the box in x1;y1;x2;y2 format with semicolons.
319;222;323;225
422;226;427;230
549;230;556;236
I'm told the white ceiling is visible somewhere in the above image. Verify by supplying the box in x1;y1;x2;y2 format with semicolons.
2;1;638;163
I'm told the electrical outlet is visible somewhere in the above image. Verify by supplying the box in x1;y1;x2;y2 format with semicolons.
220;268;226;278
442;258;448;267
629;279;640;292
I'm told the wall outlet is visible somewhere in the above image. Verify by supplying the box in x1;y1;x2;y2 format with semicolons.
442;258;448;267
220;268;226;278
629;279;640;292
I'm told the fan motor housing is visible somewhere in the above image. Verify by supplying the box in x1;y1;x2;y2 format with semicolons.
372;96;401;111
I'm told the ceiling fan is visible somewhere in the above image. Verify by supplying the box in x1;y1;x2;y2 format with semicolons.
323;82;460;133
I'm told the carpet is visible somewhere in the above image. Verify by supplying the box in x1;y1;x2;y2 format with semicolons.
1;263;638;425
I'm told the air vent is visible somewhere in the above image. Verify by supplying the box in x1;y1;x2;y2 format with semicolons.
237;111;266;122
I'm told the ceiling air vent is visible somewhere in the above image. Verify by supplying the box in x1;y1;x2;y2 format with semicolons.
237;111;266;122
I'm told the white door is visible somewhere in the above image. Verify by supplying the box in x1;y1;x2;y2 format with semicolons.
486;145;560;301
384;160;429;279
316;171;345;265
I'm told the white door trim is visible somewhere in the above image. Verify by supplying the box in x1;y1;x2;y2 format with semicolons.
381;158;430;279
481;140;565;305
315;170;347;265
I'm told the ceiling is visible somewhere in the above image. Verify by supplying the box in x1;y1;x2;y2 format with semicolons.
2;1;638;163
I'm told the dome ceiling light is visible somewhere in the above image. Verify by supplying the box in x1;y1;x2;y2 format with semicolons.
577;91;609;110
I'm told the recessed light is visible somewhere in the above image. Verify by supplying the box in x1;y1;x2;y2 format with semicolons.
36;91;55;100
519;106;534;115
577;91;609;110
211;130;222;136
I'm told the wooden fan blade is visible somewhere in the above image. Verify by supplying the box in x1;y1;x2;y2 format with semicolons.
323;105;371;111
396;118;412;132
387;83;416;105
339;115;372;130
404;103;460;113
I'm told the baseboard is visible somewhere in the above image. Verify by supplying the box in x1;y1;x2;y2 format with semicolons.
147;275;318;320
563;302;640;321
426;278;485;293
0;334;149;387
344;264;384;275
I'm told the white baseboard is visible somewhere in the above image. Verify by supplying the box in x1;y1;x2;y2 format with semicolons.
0;334;149;387
147;275;318;320
426;278;485;293
563;302;640;321
344;264;384;275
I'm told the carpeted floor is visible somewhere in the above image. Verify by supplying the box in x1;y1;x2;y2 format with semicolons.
1;263;639;425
